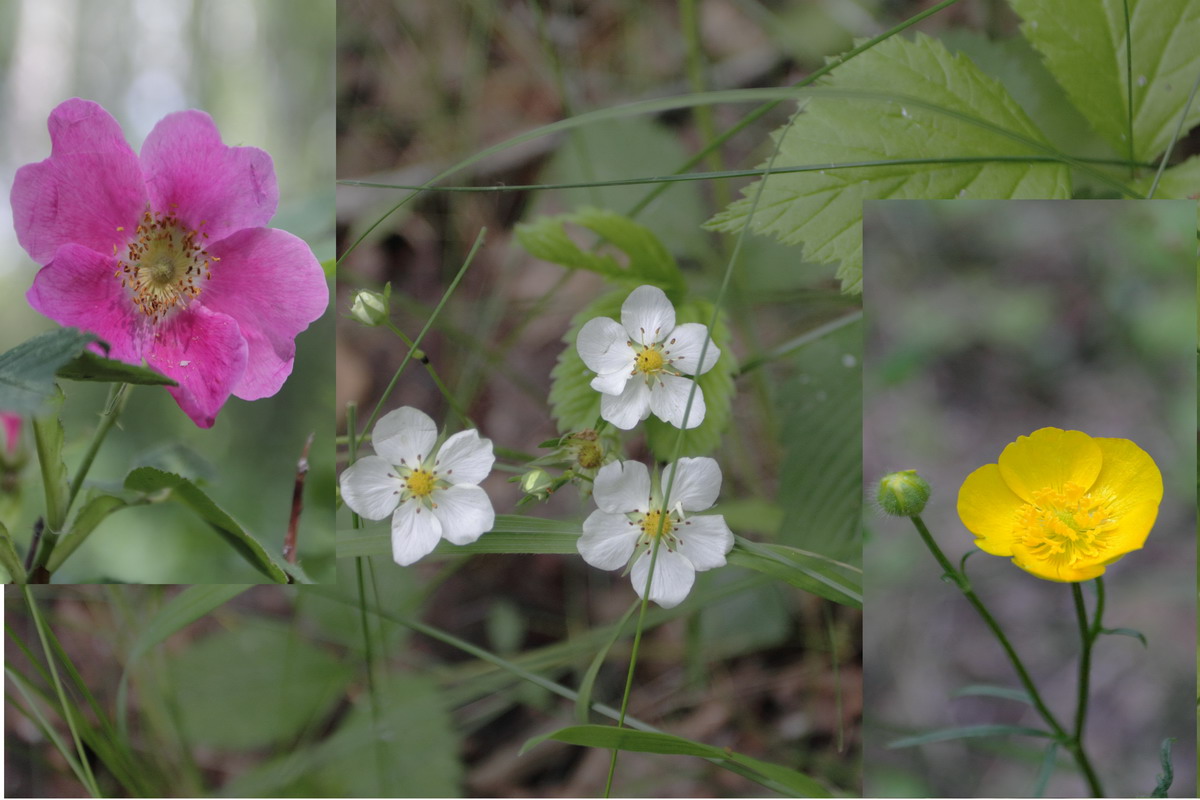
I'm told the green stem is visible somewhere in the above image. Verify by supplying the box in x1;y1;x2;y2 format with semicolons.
1070;581;1106;797
908;514;1105;796
66;383;131;512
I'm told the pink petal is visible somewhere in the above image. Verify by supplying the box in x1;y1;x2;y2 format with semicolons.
140;110;278;240
200;227;328;400
145;305;249;428
1;413;21;457
26;244;142;362
11;99;146;265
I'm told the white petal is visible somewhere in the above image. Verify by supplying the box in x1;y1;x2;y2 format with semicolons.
648;373;705;429
434;429;494;485
600;379;652;430
431;484;495;545
590;369;631;396
630;548;696;608
621;285;674;346
338;456;401;520
391;499;443;566
579;510;641;569
578;317;635;375
593;460;652;514
663;323;721;376
676;514;733;571
663;457;722;512
373;406;438;466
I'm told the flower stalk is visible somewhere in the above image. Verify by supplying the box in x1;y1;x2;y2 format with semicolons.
907;512;1105;796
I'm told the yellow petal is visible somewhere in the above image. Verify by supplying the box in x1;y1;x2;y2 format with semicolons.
1091;436;1163;553
957;463;1023;556
1009;550;1108;582
997;428;1103;503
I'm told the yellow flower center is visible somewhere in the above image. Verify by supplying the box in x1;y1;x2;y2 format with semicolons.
575;440;603;469
406;468;437;498
113;207;218;323
640;509;674;538
1015;481;1117;568
634;346;665;374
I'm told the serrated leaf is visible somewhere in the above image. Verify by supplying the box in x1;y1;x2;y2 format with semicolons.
522;725;833;797
44;493;130;573
888;724;1055;748
705;33;1070;293
0;328;98;413
124;467;288;583
56;352;176;386
1010;0;1200;161
516;208;686;297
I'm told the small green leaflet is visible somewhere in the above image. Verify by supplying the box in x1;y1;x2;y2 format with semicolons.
1010;0;1200;162
706;33;1070;293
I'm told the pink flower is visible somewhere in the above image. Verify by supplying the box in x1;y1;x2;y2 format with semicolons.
10;99;328;427
0;413;19;457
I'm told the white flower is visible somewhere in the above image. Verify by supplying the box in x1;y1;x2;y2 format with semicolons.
578;457;734;608
576;285;721;430
339;406;496;566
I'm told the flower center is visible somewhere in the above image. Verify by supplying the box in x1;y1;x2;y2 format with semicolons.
1014;481;1117;568
640;509;674;538
114;207;218;323
405;468;437;498
575;440;603;469
634;346;665;374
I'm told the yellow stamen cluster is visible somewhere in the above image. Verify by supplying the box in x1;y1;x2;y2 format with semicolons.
1015;481;1117;568
405;468;436;498
640;509;674;538
634;346;665;374
112;207;218;323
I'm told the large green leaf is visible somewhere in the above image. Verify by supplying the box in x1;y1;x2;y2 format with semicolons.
165;621;352;750
44;493;130;573
0;328;97;413
1010;0;1200;161
706;33;1071;293
124;467;288;583
776;319;862;564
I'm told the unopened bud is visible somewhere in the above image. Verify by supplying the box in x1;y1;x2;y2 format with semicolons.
350;285;390;327
520;468;555;500
877;470;931;517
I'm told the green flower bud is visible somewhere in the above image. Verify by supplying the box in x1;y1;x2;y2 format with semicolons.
877;470;931;517
350;285;390;327
520;468;555;500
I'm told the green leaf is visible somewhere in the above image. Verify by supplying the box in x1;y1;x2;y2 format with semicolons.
0;328;98;413
44;493;130;573
516;208;685;297
1033;741;1060;797
522;725;832;797
777;319;862;564
888;724;1055;748
1151;737;1175;797
1009;0;1200;161
165;622;353;750
705;33;1070;293
1098;626;1148;647
124;467;288;583
56;352;176;386
727;538;862;608
952;684;1034;705
575;601;638;724
0;520;26;583
32;388;69;532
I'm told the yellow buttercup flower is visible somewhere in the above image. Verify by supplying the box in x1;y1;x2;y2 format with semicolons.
957;427;1163;582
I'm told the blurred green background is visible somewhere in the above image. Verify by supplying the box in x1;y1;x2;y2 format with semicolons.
0;0;335;582
862;200;1195;797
